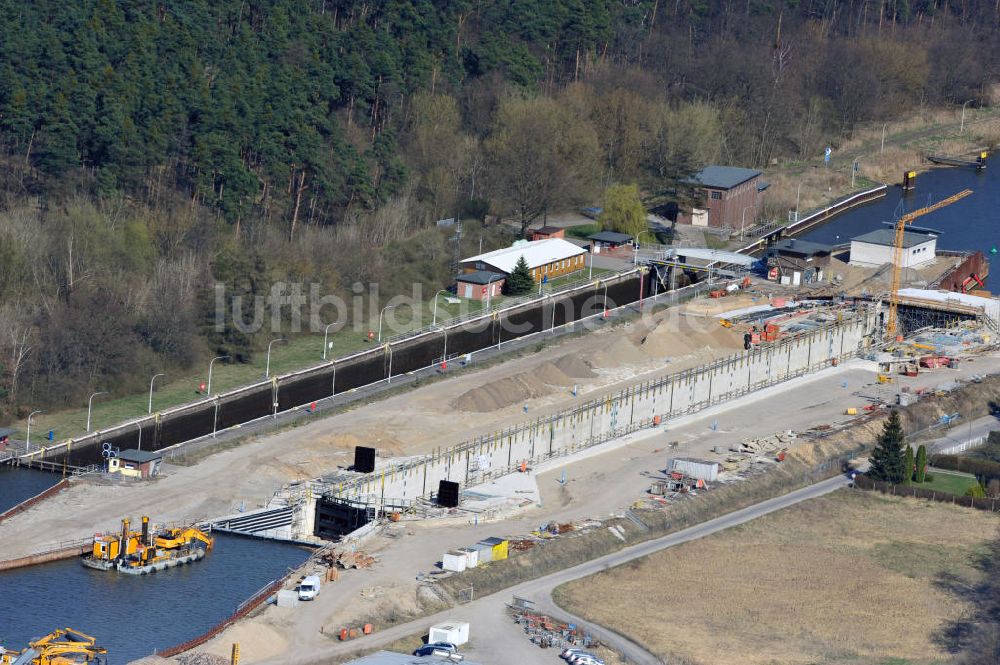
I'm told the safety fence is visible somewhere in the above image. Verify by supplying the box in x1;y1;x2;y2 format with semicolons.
854;474;1000;512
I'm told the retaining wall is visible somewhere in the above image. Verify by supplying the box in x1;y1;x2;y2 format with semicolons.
0;478;69;525
325;306;879;508
24;272;645;468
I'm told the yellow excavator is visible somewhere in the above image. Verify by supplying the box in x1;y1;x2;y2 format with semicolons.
155;526;214;550
1;628;107;665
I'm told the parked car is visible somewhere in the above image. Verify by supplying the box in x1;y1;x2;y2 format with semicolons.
560;648;589;660
414;643;458;657
567;654;604;665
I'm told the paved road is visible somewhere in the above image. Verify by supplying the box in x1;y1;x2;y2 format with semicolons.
278;475;850;665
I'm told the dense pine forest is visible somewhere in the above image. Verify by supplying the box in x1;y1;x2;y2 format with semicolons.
0;0;998;416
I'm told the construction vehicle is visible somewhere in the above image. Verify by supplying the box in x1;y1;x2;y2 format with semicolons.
886;189;973;340
1;628;107;665
82;516;213;575
719;318;733;328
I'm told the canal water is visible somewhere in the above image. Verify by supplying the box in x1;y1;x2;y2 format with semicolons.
801;159;999;287
0;466;60;513
0;533;310;663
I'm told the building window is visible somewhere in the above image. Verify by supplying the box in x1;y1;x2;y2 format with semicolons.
711;191;722;200
475;262;485;270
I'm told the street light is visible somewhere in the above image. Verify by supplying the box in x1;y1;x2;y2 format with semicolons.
323;322;337;360
137;421;143;452
739;205;756;241
881;123;888;153
961;99;975;134
851;157;861;188
265;338;288;378
377;304;396;342
207;355;230;396
794;182;803;222
431;290;450;327
87;392;107;432
437;325;449;365
633;230;656;266
148;373;165;414
26;410;42;451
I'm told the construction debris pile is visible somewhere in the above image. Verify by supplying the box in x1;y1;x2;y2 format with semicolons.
510;607;596;650
714;431;795;473
318;547;377;570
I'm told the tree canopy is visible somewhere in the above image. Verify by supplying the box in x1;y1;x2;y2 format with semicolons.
599;184;647;238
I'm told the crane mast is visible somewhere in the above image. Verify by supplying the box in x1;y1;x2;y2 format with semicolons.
885;188;973;340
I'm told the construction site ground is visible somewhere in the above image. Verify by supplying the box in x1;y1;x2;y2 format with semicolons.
557;489;1000;665
0;293;761;561
2;292;997;665
179;351;1000;665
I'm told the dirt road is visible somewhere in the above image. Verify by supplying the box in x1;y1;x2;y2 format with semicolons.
269;476;852;665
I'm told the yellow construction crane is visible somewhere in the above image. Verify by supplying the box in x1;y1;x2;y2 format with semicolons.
1;628;107;665
886;188;973;340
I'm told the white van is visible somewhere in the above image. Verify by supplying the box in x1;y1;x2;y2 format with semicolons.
298;575;321;601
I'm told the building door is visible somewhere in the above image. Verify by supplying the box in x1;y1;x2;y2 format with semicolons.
464;284;472;298
691;208;708;227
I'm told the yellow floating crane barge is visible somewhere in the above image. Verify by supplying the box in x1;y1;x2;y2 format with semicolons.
82;515;213;575
1;628;107;665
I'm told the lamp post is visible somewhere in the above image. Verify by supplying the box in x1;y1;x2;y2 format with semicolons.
881;123;888;153
27;410;42;451
377;304;396;343
265;338;288;378
137;421;143;452
323;322;336;360
438;325;449;365
739;205;756;241
794;182;803;222
207;355;229;396
634;230;656;265
851;158;861;188
87;392;107;432
148;373;165;414
431;290;450;327
961;99;975;134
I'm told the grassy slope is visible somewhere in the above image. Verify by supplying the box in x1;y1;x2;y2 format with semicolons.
555;490;999;665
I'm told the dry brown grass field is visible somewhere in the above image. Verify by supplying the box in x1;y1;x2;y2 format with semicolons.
555;490;1000;665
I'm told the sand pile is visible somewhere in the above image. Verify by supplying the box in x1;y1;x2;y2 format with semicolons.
535;361;573;386
555;354;597;378
453;371;556;412
637;315;743;359
589;336;646;368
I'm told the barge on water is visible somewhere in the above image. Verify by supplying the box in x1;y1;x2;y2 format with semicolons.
82;516;213;575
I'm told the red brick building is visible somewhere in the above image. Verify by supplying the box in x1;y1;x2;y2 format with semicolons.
677;166;768;230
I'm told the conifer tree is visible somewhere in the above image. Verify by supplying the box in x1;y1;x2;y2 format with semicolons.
869;410;906;483
504;255;534;296
914;445;928;483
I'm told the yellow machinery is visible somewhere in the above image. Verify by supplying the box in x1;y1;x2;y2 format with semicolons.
84;516;213;573
1;628;107;665
886;189;973;340
719;318;733;328
155;526;214;550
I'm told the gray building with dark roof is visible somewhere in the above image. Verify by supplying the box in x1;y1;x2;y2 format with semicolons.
678;165;768;230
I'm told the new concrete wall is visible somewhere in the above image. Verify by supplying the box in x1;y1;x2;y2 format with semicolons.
320;306;879;511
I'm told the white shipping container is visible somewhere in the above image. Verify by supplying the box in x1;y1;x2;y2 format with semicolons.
670;457;719;482
472;542;493;563
442;550;467;572
459;547;479;568
429;620;471;646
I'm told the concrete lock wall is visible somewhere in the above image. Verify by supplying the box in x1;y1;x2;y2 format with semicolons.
325;306;878;509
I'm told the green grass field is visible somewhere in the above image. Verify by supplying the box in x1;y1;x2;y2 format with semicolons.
910;467;980;496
